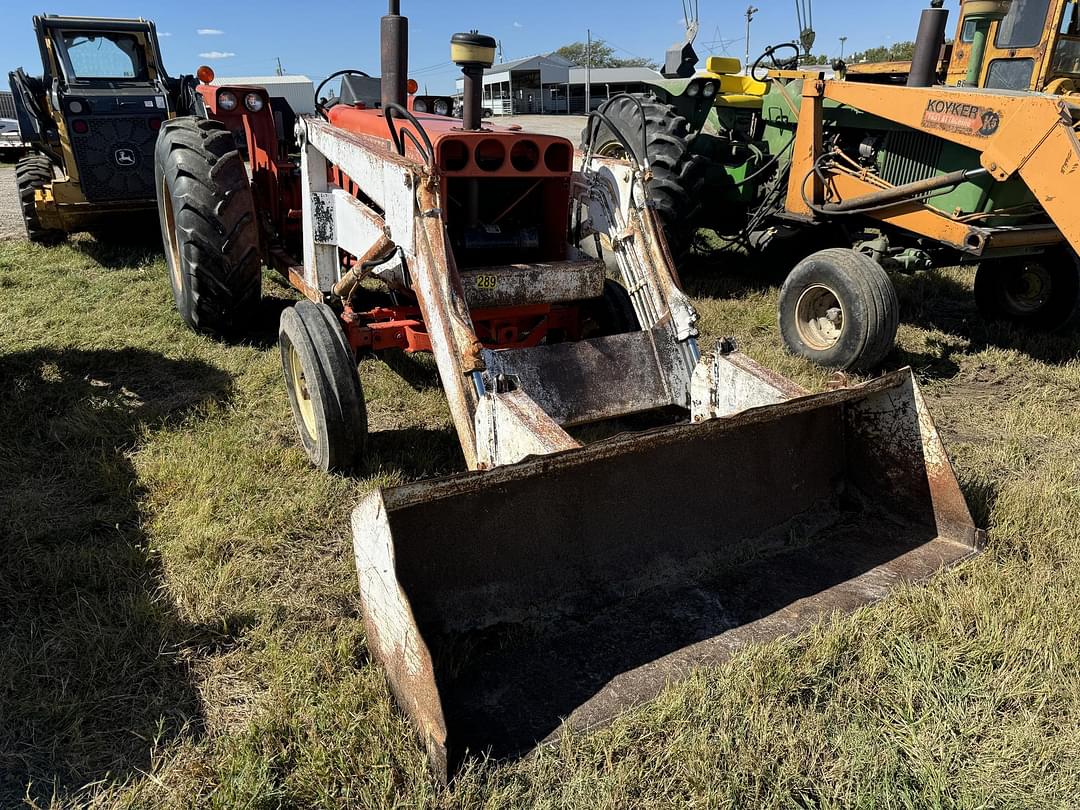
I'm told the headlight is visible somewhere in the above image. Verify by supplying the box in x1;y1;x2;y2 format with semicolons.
218;91;238;111
413;98;429;113
702;81;718;98
244;92;265;112
434;98;450;116
686;82;700;98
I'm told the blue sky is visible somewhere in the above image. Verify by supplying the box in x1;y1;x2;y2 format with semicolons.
3;1;942;94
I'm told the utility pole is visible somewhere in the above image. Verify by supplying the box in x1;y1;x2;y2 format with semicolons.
498;40;505;64
585;29;592;115
745;6;759;73
275;56;284;76
839;36;847;61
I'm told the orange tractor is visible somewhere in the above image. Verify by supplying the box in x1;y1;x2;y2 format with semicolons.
154;1;980;779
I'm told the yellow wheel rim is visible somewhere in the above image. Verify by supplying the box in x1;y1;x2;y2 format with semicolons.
161;175;183;291
596;140;629;160
287;341;318;439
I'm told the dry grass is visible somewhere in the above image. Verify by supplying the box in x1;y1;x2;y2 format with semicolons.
1;235;1079;808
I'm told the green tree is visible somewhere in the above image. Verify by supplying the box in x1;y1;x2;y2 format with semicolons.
850;41;916;64
555;39;659;70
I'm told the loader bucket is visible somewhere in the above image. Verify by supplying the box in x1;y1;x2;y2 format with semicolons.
352;369;981;780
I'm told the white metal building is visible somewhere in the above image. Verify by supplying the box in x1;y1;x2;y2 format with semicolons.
455;54;574;115
454;57;664;115
212;75;316;115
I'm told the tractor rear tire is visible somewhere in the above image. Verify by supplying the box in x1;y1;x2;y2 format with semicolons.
582;96;704;260
778;248;899;372
974;249;1080;331
155;116;262;334
587;279;641;336
15;154;65;245
280;300;368;473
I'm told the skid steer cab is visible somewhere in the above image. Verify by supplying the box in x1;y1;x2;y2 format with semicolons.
155;1;981;781
8;15;191;243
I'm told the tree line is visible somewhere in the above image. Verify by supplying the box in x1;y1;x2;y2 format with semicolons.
550;39;922;72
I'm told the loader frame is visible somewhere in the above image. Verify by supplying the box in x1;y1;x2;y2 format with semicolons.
784;74;1080;257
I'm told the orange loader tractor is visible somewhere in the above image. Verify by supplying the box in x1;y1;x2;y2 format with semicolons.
153;1;981;779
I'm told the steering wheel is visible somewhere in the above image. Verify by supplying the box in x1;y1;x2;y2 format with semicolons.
750;43;801;82
315;69;371;119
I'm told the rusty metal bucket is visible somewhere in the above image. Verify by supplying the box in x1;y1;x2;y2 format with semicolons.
352;369;981;780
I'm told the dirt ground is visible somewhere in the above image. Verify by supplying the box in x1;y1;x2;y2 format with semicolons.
0;166;24;241
499;114;588;141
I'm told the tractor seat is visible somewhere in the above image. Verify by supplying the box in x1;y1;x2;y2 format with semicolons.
702;56;768;108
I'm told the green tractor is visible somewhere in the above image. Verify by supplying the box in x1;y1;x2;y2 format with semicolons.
585;1;1080;371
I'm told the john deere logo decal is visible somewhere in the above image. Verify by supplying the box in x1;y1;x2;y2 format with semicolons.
922;100;1002;137
114;148;137;167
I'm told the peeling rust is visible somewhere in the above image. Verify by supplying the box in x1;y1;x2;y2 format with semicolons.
352;369;981;781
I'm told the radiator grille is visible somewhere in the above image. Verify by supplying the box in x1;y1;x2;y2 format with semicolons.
69;116;158;203
880;129;943;188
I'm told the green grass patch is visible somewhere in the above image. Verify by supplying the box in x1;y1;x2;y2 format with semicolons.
1;235;1078;808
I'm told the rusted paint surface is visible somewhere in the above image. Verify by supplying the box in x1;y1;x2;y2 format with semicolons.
352;493;450;776
410;181;486;469
475;389;581;468
691;348;809;421
460;259;605;308
481;330;681;426
352;368;981;780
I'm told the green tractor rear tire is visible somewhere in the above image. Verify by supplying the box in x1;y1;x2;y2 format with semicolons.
154;117;262;334
15;155;65;245
974;249;1080;331
582;96;704;260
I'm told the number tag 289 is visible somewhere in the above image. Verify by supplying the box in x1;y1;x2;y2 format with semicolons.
474;274;498;290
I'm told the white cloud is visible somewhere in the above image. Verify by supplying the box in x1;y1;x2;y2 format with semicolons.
197;28;224;35
159;32;172;37
513;21;523;28
199;51;236;59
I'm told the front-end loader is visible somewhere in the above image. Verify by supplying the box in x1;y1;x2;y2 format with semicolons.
154;1;981;779
588;0;1080;372
8;15;191;243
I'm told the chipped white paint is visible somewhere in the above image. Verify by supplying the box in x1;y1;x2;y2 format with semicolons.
352;493;425;677
475;390;581;468
330;189;390;268
690;351;797;422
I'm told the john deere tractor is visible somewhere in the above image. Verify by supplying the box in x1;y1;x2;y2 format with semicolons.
586;0;1080;371
8;15;193;243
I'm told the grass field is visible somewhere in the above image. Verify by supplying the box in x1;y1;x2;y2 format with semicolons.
1;234;1079;809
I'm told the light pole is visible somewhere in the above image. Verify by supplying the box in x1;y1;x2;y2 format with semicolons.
745;6;759;73
839;36;847;61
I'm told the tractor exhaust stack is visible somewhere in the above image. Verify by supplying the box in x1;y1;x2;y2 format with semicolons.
381;0;408;111
452;32;497;130
908;1;950;87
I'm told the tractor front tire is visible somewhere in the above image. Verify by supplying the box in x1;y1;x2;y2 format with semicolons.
15;154;64;245
582;96;704;260
280;301;368;473
974;249;1080;331
155;116;262;334
778;248;899;371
